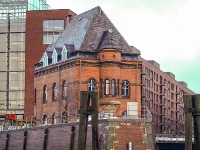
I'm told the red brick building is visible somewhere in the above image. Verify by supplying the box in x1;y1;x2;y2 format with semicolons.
25;9;76;118
139;56;195;134
33;6;142;123
27;7;194;134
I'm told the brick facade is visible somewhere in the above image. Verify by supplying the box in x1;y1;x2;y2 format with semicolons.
34;49;142;123
32;7;142;123
139;56;195;134
25;9;76;118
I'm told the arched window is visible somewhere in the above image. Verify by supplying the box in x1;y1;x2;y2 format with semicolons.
43;85;47;103
105;79;109;95
122;80;129;97
100;79;103;96
111;79;116;97
43;115;48;125
62;80;67;98
52;83;57;101
62;111;67;123
88;79;96;91
52;113;56;124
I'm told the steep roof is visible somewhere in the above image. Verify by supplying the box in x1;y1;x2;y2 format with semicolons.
54;47;62;55
43;6;140;61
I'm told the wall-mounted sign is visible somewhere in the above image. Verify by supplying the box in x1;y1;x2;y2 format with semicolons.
5;114;16;120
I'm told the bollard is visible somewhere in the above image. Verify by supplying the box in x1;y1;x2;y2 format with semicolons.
23;131;27;150
128;142;133;150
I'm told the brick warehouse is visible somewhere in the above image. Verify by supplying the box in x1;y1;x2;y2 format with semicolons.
139;56;195;134
33;6;143;124
25;9;76;118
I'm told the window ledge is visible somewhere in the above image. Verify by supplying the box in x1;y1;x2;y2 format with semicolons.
122;96;130;99
52;99;57;102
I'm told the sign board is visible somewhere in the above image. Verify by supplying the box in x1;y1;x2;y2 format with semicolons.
5;114;16;120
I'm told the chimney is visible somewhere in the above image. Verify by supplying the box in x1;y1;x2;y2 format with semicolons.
65;14;72;26
66;15;69;25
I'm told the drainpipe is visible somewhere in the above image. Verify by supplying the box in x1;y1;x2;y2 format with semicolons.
80;59;82;92
58;65;60;123
136;59;138;102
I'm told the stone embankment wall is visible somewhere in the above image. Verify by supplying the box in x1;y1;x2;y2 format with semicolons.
0;119;154;150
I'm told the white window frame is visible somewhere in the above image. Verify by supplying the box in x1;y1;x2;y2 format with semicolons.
63;80;67;98
88;79;96;92
105;79;109;95
111;79;116;96
122;80;129;97
62;46;67;61
42;52;48;67
52;49;58;64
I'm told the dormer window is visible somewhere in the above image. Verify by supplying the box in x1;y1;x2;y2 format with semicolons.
42;52;48;67
62;46;67;61
52;49;58;64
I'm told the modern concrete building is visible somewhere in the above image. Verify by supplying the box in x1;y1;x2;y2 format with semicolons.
0;0;50;119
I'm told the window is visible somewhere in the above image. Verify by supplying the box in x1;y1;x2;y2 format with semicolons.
43;20;64;44
171;83;174;91
52;83;57;101
52;49;58;64
43;85;47;103
171;102;174;109
150;100;153;109
62;80;67;98
62;46;67;61
88;79;96;91
105;79;109;95
43;115;48;125
42;52;48;67
122;80;129;97
171;92;174;100
100;79;103;96
62;111;67;123
52;113;56;124
111;79;116;97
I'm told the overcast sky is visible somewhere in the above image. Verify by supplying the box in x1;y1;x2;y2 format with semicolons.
47;0;200;93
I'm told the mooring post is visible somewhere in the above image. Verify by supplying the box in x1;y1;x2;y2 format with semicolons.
184;95;193;150
5;133;9;150
91;91;99;150
69;126;75;150
23;131;28;150
78;91;89;150
193;94;200;150
43;128;49;150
